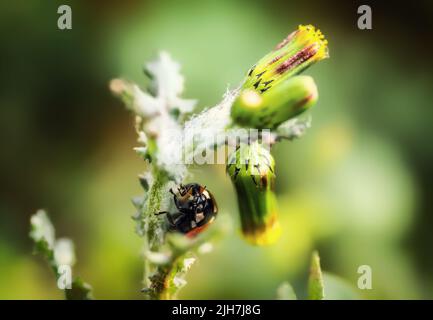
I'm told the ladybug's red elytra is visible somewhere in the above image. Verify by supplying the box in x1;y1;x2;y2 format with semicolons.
156;183;218;237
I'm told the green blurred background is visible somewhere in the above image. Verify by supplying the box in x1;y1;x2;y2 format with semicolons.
1;0;433;299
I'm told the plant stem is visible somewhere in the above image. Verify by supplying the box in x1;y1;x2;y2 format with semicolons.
143;219;151;289
142;167;168;297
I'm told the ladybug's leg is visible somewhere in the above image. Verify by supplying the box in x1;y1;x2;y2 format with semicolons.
169;188;181;209
155;211;178;228
177;184;185;195
165;212;176;226
169;188;176;195
155;211;170;215
155;211;175;225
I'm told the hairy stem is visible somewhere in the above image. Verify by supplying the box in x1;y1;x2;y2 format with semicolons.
143;167;167;294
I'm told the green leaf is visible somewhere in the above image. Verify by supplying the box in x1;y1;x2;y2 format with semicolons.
54;238;76;266
275;116;311;141
29;210;94;300
276;282;297;300
30;210;55;252
30;210;56;271
145;51;196;113
322;272;361;300
308;250;325;300
65;278;94;300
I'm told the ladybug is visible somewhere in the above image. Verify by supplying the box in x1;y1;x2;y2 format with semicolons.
156;183;218;237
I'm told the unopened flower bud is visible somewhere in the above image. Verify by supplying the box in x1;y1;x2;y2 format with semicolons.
243;24;328;92
231;75;318;129
227;141;281;245
231;24;328;129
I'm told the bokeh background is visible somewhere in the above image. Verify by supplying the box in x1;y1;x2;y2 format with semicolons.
1;0;433;299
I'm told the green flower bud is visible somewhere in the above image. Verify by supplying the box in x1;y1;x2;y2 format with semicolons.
243;24;328;92
227;141;281;245
231;24;328;129
231;75;318;129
